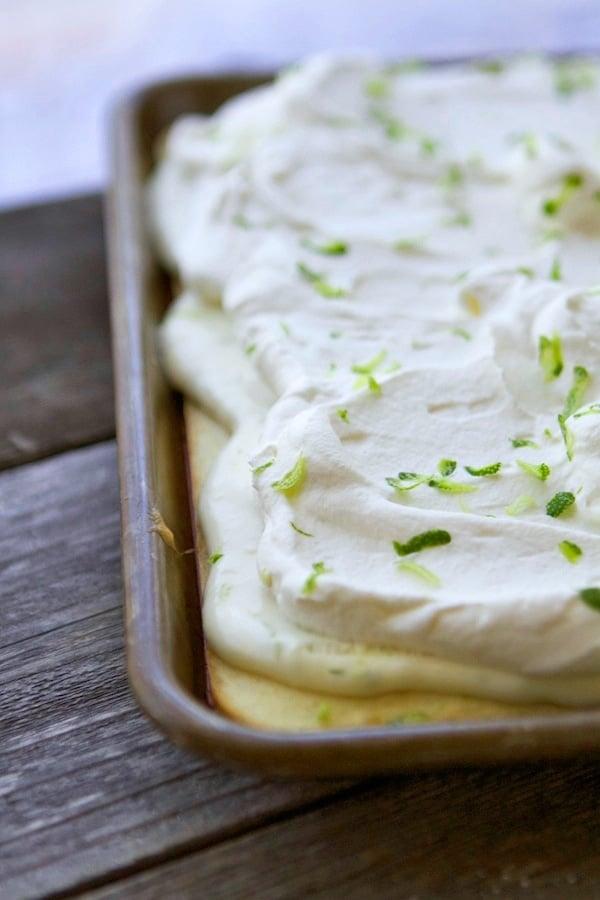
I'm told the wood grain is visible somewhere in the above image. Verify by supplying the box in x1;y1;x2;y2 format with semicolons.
0;442;349;900
87;763;600;900
0;194;114;471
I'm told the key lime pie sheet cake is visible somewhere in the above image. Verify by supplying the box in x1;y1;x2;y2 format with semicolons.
149;55;600;730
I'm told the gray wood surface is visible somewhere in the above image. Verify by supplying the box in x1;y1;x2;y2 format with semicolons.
0;194;114;470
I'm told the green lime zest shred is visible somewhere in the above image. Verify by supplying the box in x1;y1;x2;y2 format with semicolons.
367;374;382;395
252;458;275;475
316;702;332;725
368;105;407;140
420;136;439;157
539;333;564;381
441;163;464;188
452;327;472;340
387;469;477;494
438;459;457;477
272;454;307;495
546;491;576;518
559;540;582;564
510;437;539;449
297;261;346;298
301;238;348;255
394;238;425;254
397;560;441;587
505;494;537;516
429;478;478;494
445;210;472;227
208;552;223;565
351;350;387;375
549;257;562;281
512;131;538;159
574;403;600;418
290;521;313;537
563;366;591;418
233;212;251;228
393;529;451;557
542;170;585;215
475;59;504;74
310;279;346;299
558;413;574;461
554;60;596;97
303;561;331;594
465;462;502;477
517;459;551;481
386;473;429;492
364;77;389;99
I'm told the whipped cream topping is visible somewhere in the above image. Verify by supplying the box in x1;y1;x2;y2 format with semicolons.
151;55;600;705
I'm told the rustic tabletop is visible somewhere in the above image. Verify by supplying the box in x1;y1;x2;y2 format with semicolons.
2;188;600;898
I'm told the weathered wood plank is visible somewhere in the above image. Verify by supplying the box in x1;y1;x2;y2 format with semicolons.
0;443;349;900
88;762;600;900
0;194;114;470
0;437;120;648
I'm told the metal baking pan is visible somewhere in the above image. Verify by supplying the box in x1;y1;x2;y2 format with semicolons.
105;71;600;776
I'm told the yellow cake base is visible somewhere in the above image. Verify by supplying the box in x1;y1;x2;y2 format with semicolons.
206;648;560;731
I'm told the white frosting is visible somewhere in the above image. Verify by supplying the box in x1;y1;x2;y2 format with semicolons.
151;55;600;705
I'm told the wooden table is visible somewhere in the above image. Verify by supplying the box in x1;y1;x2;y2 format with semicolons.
2;194;600;899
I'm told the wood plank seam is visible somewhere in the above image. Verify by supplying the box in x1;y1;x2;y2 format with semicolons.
0;606;121;655
0;640;130;691
0;432;117;476
0;194;114;472
1;767;213;867
0;726;169;796
36;781;369;899
0;703;132;758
